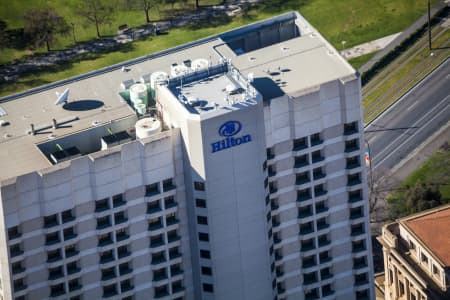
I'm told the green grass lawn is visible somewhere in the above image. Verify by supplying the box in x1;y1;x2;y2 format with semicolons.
387;142;450;219
0;0;439;96
348;51;379;70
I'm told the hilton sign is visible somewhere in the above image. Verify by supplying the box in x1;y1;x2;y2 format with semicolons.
211;121;252;153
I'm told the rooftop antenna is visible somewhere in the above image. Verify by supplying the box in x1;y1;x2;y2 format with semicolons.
54;88;70;105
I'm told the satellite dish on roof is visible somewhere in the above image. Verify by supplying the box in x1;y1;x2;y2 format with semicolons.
54;88;70;105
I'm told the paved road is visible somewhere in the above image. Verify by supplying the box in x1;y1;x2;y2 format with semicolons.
365;58;450;174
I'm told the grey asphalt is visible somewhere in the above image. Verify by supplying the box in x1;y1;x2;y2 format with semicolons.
359;0;448;73
365;58;450;174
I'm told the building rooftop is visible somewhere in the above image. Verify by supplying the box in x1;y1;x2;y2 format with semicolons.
0;11;355;182
402;206;450;266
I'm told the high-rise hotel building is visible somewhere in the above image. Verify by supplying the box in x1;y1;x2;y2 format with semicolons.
0;12;374;300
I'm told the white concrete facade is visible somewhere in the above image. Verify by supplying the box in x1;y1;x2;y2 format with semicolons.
0;12;374;300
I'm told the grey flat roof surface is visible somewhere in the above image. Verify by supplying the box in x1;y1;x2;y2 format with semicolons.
0;12;355;181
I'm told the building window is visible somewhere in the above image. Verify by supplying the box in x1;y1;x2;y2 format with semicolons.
199;233;209;242
263;160;267;171
350;206;364;219
313;167;325;180
172;280;183;293
63;227;77;240
319;251;331;264
112;194;125;207
354;257;367;269
293;137;308;150
169;247;181;259
103;284;118;297
44;214;58;228
117;245;130;259
98;232;113;246
421;253;428;264
150;234;164;248
311;150;324;163
163;178;175;192
68;278;81;292
95;198;109;212
147;200;161;214
153;268;167;281
196;198;207;208
310;133;322;146
154;285;168;298
65;244;78;258
66;261;80;275
295;154;309;168
146;183;160;196
12;261;25;275
164;196;177;209
194;181;205;191
200;249;211;259
202;283;214;293
101;267;116;281
120;279;133;292
344;121;359;135
314;184;327;197
296;171;310;185
62;209;75;223
114;211;127;225
97;216;111;229
346;156;360;169
349;189;363;203
304;271;318;284
8;226;21;240
197;216;208;225
50;283;64;297
148;217;163;230
167;230;180;243
47;249;62;262
48;266;63;280
351;223;365;236
345;139;359;152
119;262;132;276
201;266;212;276
170;263;183;276
100;249;114;264
266;147;275;159
45;232;60;245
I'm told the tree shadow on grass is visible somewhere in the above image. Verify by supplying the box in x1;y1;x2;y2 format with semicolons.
187;14;232;30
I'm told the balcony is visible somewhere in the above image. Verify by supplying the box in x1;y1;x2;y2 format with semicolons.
100;254;115;264
318;239;331;248
347;178;362;187
98;237;114;247
166;217;179;226
153;272;168;282
349;193;363;203
300;226;314;235
44;218;59;228
148;221;164;231
304;277;318;285
145;184;160;197
297;192;312;202
305;294;319;300
67;265;81;275
344;125;358;136
275;253;283;261
154;290;169;299
116;232;130;242
296;176;310;186
147;205;162;214
69;283;82;292
272;219;280;228
121;282;134;293
65;249;79;258
165;199;177;209
274;236;282;244
47;254;62;263
354;261;368;270
50;288;65;297
269;185;278;194
298;208;313;218
293;138;308;151
117;250;131;259
114;215;128;225
163;180;176;192
271;202;279;210
45;236;60;246
103;289;118;298
311;154;324;164
151;255;166;265
64;232;77;241
62;215;76;224
352;227;365;237
95;202;109;213
12;265;25;275
317;222;330;231
310;138;323;147
295;158;309;169
113;197;126;208
301;243;315;252
167;234;181;243
347;161;361;170
172;285;185;293
276;269;284;277
96;220;112;230
119;266;133;276
355;278;369;286
101;271;116;281
169;251;182;260
314;187;327;197
353;244;366;253
345;142;359;153
350;210;364;220
302;260;316;269
48;270;64;280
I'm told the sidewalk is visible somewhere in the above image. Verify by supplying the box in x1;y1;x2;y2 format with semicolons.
340;32;401;60
360;0;448;73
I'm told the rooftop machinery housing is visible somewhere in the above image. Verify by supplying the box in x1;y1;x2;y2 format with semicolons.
0;12;374;300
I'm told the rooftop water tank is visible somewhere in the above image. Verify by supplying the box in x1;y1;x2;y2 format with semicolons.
129;83;148;106
150;71;168;90
191;58;209;71
135;117;161;139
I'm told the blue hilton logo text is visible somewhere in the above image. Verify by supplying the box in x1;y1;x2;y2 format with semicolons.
211;121;251;153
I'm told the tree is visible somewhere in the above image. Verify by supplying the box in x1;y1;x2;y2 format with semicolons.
23;8;70;51
77;0;115;38
0;20;6;49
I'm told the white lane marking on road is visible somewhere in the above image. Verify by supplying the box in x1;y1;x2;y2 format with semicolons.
365;58;449;128
372;94;450;163
374;99;450;170
407;100;419;111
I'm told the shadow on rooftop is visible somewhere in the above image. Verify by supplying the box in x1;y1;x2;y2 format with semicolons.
63;100;104;111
